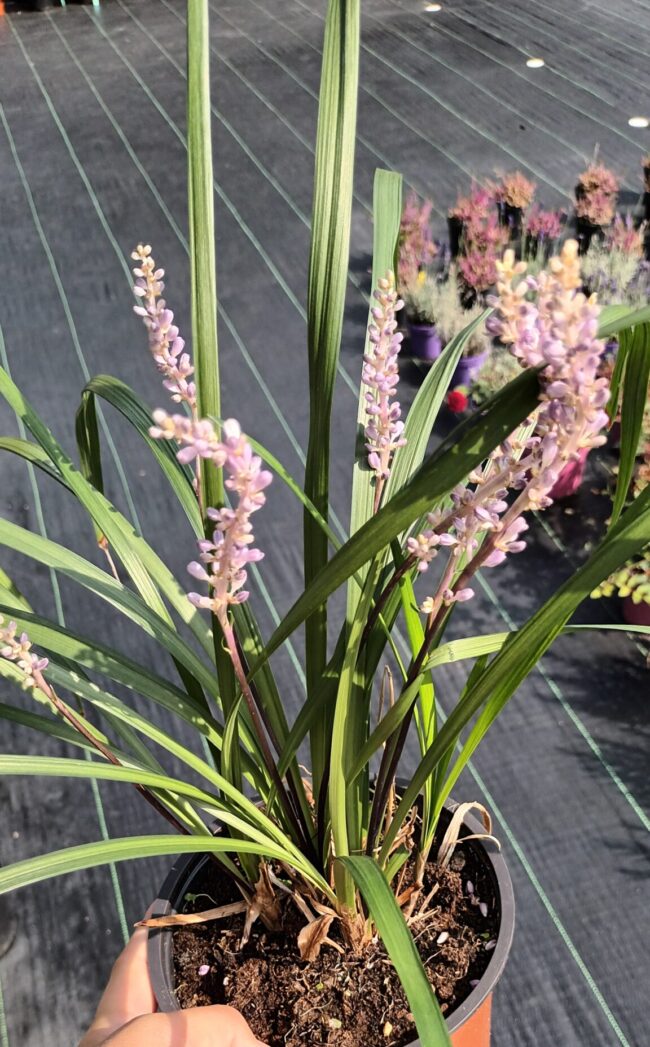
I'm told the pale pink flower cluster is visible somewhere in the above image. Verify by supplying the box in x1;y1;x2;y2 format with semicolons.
363;272;407;480
408;241;610;611
0;616;48;689
406;442;526;607
398;193;437;287
132;245;196;409
488;241;609;473
526;206;562;241
150;413;271;624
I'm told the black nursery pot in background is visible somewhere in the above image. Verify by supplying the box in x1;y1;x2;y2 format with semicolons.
575;216;602;255
448;215;464;259
147;805;515;1047
498;203;523;241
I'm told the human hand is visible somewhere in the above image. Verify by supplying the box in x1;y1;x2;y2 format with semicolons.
79;922;267;1047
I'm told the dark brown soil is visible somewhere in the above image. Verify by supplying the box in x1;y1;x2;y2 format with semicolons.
171;841;499;1046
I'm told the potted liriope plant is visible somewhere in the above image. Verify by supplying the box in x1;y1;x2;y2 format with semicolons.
0;4;649;1047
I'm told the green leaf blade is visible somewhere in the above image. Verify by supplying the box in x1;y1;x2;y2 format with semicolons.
340;856;451;1047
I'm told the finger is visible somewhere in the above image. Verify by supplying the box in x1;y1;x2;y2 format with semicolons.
79;921;156;1047
104;1006;268;1047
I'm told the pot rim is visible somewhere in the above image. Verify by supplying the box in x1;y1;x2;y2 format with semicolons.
147;803;514;1040
407;320;439;333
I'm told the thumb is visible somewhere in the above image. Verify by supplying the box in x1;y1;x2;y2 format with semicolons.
103;1005;269;1046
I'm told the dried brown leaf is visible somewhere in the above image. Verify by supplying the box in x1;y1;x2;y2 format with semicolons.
136;901;246;929
240;864;282;947
297;913;335;961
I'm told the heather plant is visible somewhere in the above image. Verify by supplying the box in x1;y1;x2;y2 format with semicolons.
495;171;536;209
577;162;619;198
0;4;649;1047
448;182;495;225
575;162;619;227
397;190;437;288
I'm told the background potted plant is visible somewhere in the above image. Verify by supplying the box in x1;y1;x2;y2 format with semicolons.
0;5;648;1047
401;272;446;360
447;184;494;260
592;553;650;626
574;161;619;254
398;191;438;288
495;171;536;241
468;346;522;407
523;206;563;261
433;287;493;387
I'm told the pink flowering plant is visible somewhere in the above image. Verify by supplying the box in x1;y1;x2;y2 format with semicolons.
0;4;649;1046
397;191;437;287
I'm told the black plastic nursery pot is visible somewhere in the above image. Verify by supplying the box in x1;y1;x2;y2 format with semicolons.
148;804;515;1047
575;216;602;255
497;203;523;241
447;215;464;259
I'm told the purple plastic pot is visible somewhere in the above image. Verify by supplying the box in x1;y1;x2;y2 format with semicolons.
622;595;650;628
451;349;489;389
548;447;590;499
408;321;442;361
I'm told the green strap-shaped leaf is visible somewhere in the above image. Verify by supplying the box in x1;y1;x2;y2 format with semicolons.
0;603;223;746
187;0;221;514
0;835;289;898
385;309;491;502
252;367;541;673
609;323;650;529
304;0;360;726
78;377;200;531
339;856;451;1047
598;303;650;339
0;755;328;891
0;520;220;703
380;484;650;860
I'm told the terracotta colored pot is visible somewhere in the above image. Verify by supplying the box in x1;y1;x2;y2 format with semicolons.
451;349;489;389
548;447;590;499
148;805;515;1047
622;595;650;627
408;321;442;361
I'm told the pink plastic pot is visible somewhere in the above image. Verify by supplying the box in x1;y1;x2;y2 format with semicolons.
622;595;650;627
548;448;590;499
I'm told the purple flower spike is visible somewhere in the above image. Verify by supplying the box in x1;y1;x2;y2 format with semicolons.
0;616;48;690
131;245;196;410
150;414;271;627
362;271;407;483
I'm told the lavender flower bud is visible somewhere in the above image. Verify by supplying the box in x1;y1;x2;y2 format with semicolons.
362;271;407;481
